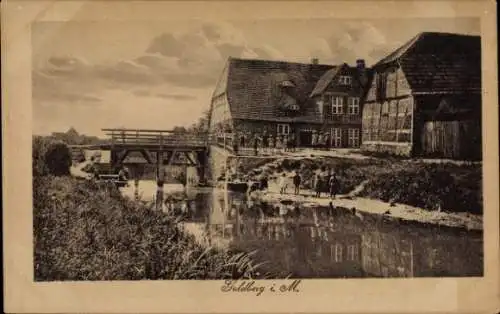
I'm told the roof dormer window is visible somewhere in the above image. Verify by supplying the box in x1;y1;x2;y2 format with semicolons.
338;76;352;86
280;80;295;88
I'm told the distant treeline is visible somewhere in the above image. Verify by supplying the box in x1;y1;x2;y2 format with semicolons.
39;127;109;146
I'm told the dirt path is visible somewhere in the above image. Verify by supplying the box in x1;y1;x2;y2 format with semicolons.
254;178;482;231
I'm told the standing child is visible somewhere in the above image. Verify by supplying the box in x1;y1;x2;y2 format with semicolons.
314;173;323;198
329;173;338;199
279;173;288;195
293;172;301;195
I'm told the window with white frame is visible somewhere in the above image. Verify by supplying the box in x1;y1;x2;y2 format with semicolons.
348;128;360;147
331;96;344;114
334;243;343;262
347;244;358;261
348;97;360;115
338;75;352;86
331;128;342;147
277;124;290;135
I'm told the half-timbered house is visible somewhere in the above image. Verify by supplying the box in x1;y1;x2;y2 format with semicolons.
361;32;481;159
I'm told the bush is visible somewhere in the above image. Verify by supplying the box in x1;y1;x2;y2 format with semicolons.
44;142;72;176
33;136;53;177
360;163;482;214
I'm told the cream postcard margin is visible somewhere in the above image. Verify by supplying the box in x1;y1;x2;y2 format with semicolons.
2;0;498;313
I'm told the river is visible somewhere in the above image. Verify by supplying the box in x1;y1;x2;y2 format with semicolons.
120;180;483;279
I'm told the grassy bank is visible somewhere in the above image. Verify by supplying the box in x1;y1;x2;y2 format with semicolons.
237;156;482;214
33;176;266;280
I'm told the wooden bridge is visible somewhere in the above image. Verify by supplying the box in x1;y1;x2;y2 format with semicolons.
70;128;211;179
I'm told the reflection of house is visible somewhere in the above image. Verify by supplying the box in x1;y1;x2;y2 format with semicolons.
361;32;481;159
208;58;372;148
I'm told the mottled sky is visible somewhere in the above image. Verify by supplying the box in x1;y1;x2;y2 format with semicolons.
32;17;480;136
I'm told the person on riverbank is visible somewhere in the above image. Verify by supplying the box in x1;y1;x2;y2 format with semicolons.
314;173;323;198
260;175;269;191
279;173;288;195
329;173;339;199
293;172;301;195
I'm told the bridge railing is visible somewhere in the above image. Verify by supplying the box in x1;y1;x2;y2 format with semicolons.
103;128;207;147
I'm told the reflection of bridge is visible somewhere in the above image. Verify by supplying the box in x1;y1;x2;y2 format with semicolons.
70;128;211;180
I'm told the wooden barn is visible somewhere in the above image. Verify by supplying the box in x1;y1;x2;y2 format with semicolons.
361;32;481;160
208;57;371;149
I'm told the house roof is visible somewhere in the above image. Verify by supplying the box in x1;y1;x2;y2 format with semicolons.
309;66;341;97
224;58;334;123
374;32;481;94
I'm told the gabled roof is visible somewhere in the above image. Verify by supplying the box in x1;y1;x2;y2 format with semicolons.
374;32;481;94
309;66;341;97
223;58;334;123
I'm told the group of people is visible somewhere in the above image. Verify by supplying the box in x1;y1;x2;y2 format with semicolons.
277;169;340;199
231;131;298;156
278;172;302;196
225;128;340;155
311;130;334;150
314;169;340;199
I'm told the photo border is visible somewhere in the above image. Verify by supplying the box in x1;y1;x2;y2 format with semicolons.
3;1;498;313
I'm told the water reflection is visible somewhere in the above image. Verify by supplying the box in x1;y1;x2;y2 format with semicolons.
164;186;482;278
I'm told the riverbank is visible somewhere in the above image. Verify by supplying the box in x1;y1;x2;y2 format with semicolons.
235;156;483;231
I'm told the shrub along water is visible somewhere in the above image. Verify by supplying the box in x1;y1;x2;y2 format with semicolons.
33;176;267;280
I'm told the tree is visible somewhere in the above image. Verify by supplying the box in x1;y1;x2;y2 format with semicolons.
189;110;210;133
33;136;52;177
44;142;72;176
172;126;188;133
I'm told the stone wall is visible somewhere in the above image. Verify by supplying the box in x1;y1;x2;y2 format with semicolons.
207;145;232;183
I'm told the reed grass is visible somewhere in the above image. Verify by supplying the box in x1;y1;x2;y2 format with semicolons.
33;176;267;281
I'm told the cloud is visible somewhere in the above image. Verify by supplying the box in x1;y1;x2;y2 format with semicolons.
155;93;197;100
131;89;197;100
34;20;286;103
136;21;287;87
327;22;391;65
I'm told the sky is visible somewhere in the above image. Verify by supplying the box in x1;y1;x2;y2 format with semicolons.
32;17;480;136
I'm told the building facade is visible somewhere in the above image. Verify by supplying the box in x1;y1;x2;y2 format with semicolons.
361;32;482;159
208;58;372;150
309;59;371;148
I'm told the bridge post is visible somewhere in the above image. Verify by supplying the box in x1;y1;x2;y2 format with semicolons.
155;150;163;211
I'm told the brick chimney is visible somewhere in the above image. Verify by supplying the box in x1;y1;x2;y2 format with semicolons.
356;59;366;69
356;59;368;87
311;58;319;65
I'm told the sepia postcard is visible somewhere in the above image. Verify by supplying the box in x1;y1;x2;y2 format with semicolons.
2;0;499;313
